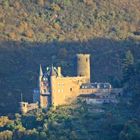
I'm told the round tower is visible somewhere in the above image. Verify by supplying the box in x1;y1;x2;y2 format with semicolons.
77;54;90;83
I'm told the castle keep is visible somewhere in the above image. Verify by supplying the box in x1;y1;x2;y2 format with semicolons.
20;54;112;113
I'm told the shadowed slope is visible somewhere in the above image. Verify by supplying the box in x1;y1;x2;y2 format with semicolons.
0;38;139;114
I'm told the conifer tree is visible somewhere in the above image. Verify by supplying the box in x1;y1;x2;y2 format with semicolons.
122;50;134;83
123;50;134;70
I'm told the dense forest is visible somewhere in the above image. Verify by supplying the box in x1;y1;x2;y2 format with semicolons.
0;97;140;140
0;0;140;139
0;0;140;41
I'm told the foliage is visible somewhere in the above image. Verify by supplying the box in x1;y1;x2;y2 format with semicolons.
122;50;134;83
0;0;140;41
37;0;45;6
121;50;140;120
119;120;140;140
0;99;139;140
0;130;13;140
0;116;12;127
125;62;140;106
2;0;9;8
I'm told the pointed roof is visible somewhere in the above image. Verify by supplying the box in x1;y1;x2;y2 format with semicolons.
39;64;43;76
50;65;57;76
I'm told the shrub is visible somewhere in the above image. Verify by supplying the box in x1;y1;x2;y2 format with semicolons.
53;23;61;31
51;3;61;11
2;0;9;8
0;130;13;140
37;0;45;6
23;29;34;38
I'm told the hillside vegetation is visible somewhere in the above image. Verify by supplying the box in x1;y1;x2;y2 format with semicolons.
0;0;140;42
0;0;140;114
0;99;140;140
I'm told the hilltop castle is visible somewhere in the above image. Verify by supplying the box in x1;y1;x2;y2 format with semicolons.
20;54;112;113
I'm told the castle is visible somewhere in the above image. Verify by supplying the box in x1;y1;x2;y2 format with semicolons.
20;54;112;113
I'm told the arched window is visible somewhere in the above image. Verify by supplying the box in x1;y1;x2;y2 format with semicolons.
70;88;72;92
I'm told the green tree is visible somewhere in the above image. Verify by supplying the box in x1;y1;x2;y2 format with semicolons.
2;0;9;8
122;49;140;106
123;50;134;69
122;50;134;83
40;131;47;140
119;120;140;140
0;130;13;140
128;62;140;105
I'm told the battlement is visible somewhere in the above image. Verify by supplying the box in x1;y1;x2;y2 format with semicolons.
19;102;38;114
76;54;90;57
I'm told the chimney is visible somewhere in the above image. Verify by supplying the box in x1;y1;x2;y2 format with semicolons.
58;67;61;77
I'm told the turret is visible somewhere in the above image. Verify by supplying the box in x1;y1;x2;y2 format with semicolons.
39;65;43;86
39;65;49;109
57;67;61;77
77;54;90;83
19;102;28;114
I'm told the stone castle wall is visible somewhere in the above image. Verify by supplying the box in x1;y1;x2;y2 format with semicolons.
19;102;38;114
50;76;87;106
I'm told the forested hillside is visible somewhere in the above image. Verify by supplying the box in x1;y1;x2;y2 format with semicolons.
0;99;140;140
0;0;140;41
0;0;140;114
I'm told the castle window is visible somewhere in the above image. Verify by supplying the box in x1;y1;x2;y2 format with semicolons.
82;86;84;88
86;58;88;62
70;88;72;92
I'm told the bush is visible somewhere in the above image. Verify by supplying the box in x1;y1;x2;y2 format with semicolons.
2;0;9;8
0;130;13;140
